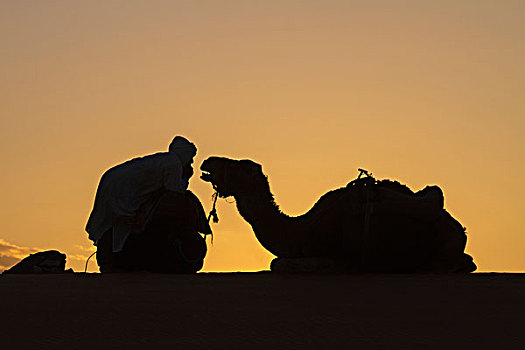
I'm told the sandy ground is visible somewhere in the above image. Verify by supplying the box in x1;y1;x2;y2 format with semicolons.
0;272;523;349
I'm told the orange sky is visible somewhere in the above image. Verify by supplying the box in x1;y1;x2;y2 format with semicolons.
1;1;523;272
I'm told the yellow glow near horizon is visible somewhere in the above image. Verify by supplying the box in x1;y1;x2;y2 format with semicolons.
1;1;523;272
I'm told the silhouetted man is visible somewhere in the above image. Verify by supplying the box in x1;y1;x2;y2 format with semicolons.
86;136;211;273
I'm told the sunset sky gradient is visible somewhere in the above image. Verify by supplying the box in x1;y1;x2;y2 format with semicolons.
1;1;523;272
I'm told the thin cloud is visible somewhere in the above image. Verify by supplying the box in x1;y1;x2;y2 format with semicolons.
0;239;39;272
74;244;96;253
68;253;91;261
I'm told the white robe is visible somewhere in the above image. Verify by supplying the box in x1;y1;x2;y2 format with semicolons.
86;152;188;252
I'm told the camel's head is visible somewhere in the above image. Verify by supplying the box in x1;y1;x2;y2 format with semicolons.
200;156;264;197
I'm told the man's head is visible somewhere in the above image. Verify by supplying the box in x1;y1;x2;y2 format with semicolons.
169;136;197;166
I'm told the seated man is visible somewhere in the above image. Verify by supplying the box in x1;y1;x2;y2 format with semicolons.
86;136;212;273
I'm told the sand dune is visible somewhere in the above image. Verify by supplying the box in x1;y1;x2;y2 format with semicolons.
1;273;523;349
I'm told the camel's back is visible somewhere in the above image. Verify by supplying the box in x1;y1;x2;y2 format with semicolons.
304;178;475;272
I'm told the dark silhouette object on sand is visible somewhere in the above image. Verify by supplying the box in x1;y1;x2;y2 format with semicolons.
2;250;71;274
201;157;476;273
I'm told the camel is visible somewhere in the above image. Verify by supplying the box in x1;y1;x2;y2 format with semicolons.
200;157;476;273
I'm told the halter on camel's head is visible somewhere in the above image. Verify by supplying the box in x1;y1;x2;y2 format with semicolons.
200;157;264;198
200;157;266;224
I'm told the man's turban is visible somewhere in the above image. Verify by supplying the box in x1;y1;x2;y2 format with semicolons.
168;136;197;165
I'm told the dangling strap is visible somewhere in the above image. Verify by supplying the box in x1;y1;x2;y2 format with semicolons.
207;190;219;224
361;179;374;268
206;189;219;244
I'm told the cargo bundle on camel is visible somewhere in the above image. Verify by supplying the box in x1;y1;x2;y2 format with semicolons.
200;157;476;273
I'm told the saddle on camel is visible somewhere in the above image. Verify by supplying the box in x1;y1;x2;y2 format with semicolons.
200;157;476;273
86;136;211;273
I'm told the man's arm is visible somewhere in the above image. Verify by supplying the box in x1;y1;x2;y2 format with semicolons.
163;157;188;193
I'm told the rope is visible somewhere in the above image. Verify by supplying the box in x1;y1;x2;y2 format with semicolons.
207;189;219;224
361;179;373;267
205;189;220;244
357;170;375;270
347;168;376;269
84;251;97;273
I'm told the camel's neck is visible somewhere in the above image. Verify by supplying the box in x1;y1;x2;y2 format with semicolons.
233;185;303;258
